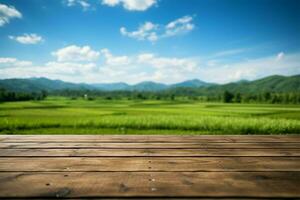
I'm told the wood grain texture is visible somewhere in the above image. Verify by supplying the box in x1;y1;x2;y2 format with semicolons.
1;148;299;157
1;135;299;199
0;172;299;198
0;157;299;172
1;142;300;149
1;135;300;143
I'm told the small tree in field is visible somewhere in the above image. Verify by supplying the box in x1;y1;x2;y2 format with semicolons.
223;91;234;103
234;92;242;103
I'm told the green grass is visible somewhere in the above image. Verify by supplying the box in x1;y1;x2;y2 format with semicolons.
0;97;300;135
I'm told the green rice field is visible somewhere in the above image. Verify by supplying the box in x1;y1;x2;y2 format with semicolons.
0;97;300;135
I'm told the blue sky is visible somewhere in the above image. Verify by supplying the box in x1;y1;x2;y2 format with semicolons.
0;0;299;83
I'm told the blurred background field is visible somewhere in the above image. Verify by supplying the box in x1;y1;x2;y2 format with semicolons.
1;97;299;135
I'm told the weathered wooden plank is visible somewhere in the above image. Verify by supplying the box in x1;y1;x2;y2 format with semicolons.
2;199;281;200
0;197;274;200
9;198;291;200
1;148;299;157
1;142;300;149
0;172;299;198
0;157;299;172
0;197;276;200
1;135;300;143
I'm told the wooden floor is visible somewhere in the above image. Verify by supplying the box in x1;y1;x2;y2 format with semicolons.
0;135;300;199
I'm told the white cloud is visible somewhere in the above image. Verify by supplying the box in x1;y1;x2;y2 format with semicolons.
102;0;119;6
0;48;199;83
101;49;131;66
0;61;97;81
65;0;156;11
198;52;300;83
120;15;195;42
1;50;299;84
9;33;44;44
164;15;195;37
276;52;285;61
120;22;159;42
137;53;197;71
212;48;248;58
0;57;32;68
44;62;97;75
206;59;219;67
136;53;198;82
0;3;22;26
102;0;156;11
65;0;91;10
52;45;100;62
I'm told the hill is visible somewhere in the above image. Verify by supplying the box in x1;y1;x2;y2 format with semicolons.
131;81;168;91
171;79;215;88
204;75;300;94
0;78;212;92
0;78;93;92
92;82;130;91
0;74;299;93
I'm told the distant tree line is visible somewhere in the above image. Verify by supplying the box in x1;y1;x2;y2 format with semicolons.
0;88;48;102
1;86;300;104
222;91;300;104
51;88;300;104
